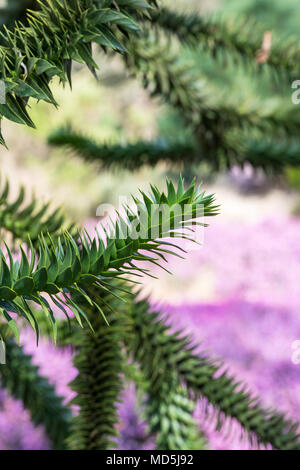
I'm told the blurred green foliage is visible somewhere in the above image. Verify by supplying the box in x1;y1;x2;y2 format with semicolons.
159;0;300;185
2;0;300;213
221;0;300;35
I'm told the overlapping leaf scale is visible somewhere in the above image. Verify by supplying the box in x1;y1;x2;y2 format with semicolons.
147;7;300;80
67;287;126;450
47;125;196;170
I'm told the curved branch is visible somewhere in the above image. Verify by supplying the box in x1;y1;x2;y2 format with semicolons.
0;177;218;339
129;299;300;450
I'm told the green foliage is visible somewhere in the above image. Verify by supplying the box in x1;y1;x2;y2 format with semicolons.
0;0;300;453
239;138;300;172
0;330;71;449
147;7;300;79
221;0;300;36
128;299;300;450
67;284;207;450
0;0;37;31
146;378;207;450
2;1;300;172
0;175;72;246
48;125;195;170
0;0;153;145
124;33;300;163
48;126;300;172
67;288;125;450
0;177;217;341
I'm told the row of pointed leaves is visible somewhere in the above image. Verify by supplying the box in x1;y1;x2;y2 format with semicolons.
0;177;218;343
95;282;208;450
0;175;74;247
3;2;300;81
0;171;74;450
30;284;206;450
1;183;299;450
0;0;155;146
48;125;195;170
48;125;300;172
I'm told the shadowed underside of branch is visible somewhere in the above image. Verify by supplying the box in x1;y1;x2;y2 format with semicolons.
123;34;300;160
128;299;300;450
